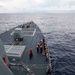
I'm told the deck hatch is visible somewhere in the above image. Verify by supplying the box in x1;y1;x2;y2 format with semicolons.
4;45;26;58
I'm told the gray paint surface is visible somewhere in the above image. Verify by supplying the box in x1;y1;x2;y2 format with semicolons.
0;57;14;75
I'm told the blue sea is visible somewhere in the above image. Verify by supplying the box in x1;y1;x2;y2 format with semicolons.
0;13;75;75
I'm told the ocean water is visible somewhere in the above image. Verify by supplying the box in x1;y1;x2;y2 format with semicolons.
0;13;75;75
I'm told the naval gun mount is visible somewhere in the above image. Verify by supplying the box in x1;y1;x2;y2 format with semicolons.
11;21;36;45
13;28;23;41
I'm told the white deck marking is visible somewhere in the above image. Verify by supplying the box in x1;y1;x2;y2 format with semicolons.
32;29;36;36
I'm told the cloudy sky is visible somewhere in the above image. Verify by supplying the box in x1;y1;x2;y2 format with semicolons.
0;0;75;13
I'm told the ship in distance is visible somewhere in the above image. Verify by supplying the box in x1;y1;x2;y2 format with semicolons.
0;21;51;75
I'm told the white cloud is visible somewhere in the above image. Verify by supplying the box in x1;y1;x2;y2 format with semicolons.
0;0;75;13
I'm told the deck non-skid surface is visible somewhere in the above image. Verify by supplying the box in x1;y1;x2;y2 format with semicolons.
24;50;48;75
21;27;48;75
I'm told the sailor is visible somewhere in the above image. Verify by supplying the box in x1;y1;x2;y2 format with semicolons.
36;45;39;53
29;49;33;59
37;43;40;48
45;47;48;56
44;44;46;51
46;52;48;61
40;39;43;46
46;65;51;75
40;45;43;54
44;42;46;46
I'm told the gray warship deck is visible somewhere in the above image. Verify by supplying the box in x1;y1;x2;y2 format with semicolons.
0;22;51;75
